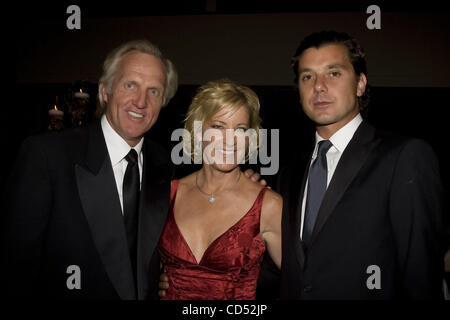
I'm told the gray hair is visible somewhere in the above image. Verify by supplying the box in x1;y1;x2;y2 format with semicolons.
97;39;178;110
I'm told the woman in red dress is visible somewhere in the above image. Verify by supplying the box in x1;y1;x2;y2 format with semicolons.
158;79;282;300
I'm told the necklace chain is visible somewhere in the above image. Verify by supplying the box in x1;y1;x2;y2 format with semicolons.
195;170;241;203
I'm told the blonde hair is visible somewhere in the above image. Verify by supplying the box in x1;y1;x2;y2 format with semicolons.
97;39;178;111
184;78;261;160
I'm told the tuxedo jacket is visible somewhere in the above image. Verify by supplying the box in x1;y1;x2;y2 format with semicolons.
3;121;172;299
278;121;446;299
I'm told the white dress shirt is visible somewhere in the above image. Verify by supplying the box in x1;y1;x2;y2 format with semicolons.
300;114;363;238
101;115;144;214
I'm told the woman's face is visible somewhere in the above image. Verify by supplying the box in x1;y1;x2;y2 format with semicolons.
201;106;250;172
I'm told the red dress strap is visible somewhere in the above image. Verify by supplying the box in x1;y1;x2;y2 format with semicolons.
170;179;179;203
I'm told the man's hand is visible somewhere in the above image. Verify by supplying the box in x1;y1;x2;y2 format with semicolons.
158;266;169;298
244;169;269;187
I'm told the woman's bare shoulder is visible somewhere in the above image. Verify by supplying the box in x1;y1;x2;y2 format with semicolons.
174;171;198;195
261;188;283;211
240;172;268;193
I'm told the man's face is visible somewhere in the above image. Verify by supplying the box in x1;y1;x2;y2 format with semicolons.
101;51;166;146
297;44;366;136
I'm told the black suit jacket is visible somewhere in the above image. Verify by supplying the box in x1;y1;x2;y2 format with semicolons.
279;121;446;299
2;121;172;299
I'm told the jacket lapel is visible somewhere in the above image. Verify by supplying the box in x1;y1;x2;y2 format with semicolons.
137;139;172;299
282;151;311;271
75;122;136;300
310;121;379;246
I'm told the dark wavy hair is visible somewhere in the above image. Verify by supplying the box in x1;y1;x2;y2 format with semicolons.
291;31;371;118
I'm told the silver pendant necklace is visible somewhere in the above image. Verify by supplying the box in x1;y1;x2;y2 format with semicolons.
195;170;241;203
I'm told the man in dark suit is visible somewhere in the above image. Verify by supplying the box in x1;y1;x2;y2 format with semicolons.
3;40;178;299
279;31;446;299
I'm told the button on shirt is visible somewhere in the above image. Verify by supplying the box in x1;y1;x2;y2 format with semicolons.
300;114;363;238
101;115;143;214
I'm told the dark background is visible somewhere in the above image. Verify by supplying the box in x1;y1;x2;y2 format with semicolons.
6;1;450;232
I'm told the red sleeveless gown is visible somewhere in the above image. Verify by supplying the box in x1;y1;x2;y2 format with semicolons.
158;180;267;300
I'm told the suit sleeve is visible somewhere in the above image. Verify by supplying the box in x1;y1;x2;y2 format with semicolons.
2;137;52;296
388;139;446;299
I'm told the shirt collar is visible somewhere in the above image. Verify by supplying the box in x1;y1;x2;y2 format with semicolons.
314;113;363;155
101;114;144;166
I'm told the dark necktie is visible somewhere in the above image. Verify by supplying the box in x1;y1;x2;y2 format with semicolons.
303;140;333;248
123;149;140;283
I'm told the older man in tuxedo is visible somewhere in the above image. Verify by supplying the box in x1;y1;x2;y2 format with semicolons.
279;30;446;299
3;40;177;299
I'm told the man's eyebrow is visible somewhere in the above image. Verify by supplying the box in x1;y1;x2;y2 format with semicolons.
327;64;347;69
299;67;312;74
299;64;348;74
